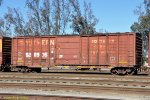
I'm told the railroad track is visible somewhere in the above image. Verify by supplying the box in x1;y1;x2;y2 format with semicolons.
0;82;150;100
0;82;150;93
0;78;149;89
0;73;150;92
0;72;150;82
0;72;150;99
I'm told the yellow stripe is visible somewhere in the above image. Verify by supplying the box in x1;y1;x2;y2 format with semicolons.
17;60;24;63
119;62;128;64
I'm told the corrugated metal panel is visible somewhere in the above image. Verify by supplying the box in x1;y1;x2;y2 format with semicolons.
49;38;56;67
98;36;107;65
33;37;41;66
118;34;129;66
107;35;118;66
25;38;33;66
89;37;99;65
55;36;80;65
81;37;88;65
17;38;25;65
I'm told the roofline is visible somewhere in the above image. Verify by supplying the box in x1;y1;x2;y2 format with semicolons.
13;32;138;39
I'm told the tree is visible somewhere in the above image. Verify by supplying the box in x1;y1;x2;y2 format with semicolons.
51;0;72;35
41;0;52;35
131;0;150;62
4;8;27;36
1;0;98;36
0;0;2;6
13;8;26;36
70;0;98;35
60;0;71;34
0;7;13;36
52;0;61;35
83;0;98;34
26;0;43;35
26;0;71;35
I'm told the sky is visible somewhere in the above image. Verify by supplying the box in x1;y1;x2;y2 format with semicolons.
0;0;143;33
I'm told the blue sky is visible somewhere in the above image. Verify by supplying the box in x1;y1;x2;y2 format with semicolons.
0;0;143;33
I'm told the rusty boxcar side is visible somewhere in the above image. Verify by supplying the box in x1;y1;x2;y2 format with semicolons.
11;32;142;74
11;36;56;72
79;33;142;72
56;36;80;66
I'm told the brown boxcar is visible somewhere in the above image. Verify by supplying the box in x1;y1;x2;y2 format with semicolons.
0;36;12;71
11;32;142;74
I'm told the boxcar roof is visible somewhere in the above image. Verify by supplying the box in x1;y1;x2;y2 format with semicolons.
13;32;138;39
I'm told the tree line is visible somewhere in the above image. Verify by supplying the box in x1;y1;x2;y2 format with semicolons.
131;0;150;62
0;0;98;36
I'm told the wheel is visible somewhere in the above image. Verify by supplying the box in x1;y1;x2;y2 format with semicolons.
21;67;26;73
110;68;117;75
133;69;138;75
111;68;127;75
17;68;21;72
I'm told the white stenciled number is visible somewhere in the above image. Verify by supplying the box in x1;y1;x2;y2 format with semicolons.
34;52;40;57
110;57;115;61
92;40;97;43
42;52;48;58
26;52;31;58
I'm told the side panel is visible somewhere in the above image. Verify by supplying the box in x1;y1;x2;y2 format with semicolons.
81;37;88;65
12;38;33;67
118;35;129;66
41;38;49;67
12;37;56;68
25;38;33;66
98;36;107;65
107;36;118;66
30;37;56;67
17;39;25;65
49;38;56;67
33;38;41;66
118;34;136;67
127;34;135;66
12;38;25;66
55;36;80;65
89;37;99;65
12;39;17;65
118;34;138;66
106;33;137;67
35;37;56;68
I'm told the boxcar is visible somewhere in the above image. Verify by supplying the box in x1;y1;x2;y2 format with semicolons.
0;36;12;71
11;32;142;74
